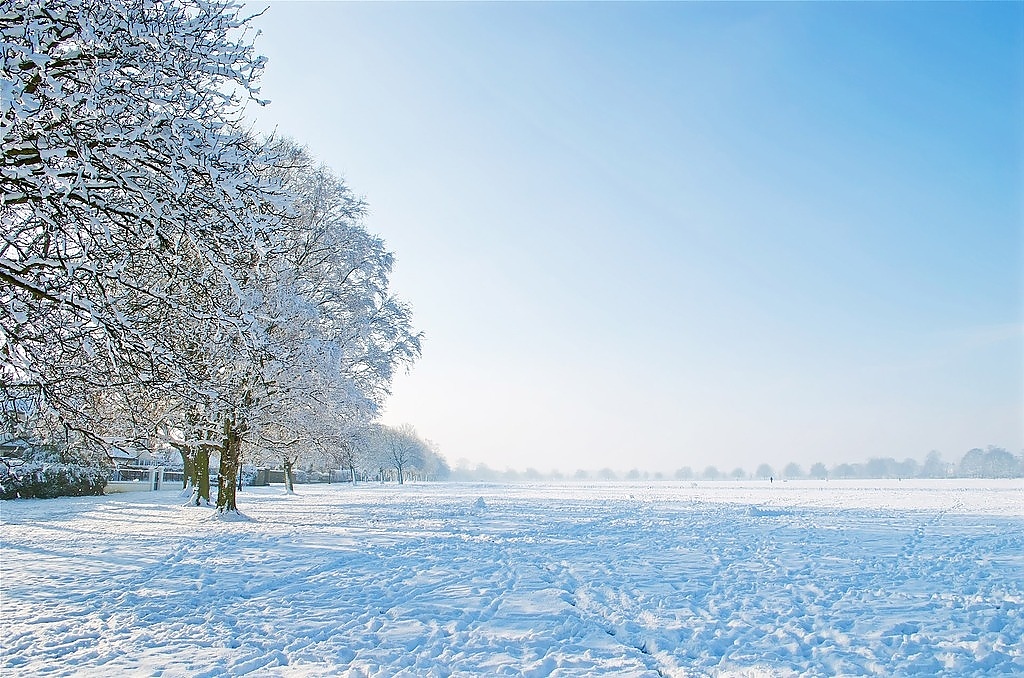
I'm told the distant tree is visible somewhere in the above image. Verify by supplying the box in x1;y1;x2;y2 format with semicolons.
626;468;641;480
419;440;450;481
959;446;1021;478
702;466;721;480
920;450;948;478
831;463;860;479
597;468;617;480
866;457;898;478
896;457;919;479
755;464;774;480
473;464;498;482
809;462;828;479
573;469;589;480
781;463;801;479
985;447;1020;477
335;430;364;484
363;424;425;485
674;467;694;480
782;463;803;480
523;467;543;481
958;448;987;478
730;467;747;480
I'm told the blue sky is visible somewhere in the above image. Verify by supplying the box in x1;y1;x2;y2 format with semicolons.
247;1;1022;474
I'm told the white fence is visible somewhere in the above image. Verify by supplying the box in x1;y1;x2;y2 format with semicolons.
106;467;170;493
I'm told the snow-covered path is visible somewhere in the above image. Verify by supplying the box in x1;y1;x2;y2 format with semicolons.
1;480;1022;677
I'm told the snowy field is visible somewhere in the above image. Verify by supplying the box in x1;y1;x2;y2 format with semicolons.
1;480;1022;677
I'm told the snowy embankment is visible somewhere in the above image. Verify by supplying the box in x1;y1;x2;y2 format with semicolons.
1;480;1021;677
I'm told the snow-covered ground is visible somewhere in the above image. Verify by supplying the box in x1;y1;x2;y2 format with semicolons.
1;480;1021;677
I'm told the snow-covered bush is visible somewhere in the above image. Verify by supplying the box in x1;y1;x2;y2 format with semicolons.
0;462;106;500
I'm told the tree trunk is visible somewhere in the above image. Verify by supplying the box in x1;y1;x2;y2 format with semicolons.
190;447;211;506
216;418;241;513
349;464;356;484
283;457;295;493
181;449;195;491
397;465;404;485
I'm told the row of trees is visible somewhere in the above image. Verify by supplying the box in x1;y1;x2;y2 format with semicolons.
277;423;450;490
447;447;1023;482
677;447;1022;481
1;1;421;510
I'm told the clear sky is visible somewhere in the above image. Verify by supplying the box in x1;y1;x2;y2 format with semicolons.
245;1;1023;475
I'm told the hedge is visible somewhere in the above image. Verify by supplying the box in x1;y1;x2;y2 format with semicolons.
0;463;107;500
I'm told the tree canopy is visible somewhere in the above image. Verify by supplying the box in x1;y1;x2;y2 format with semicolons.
1;0;422;509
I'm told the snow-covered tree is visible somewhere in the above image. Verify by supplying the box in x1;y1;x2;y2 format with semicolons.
236;142;421;498
3;4;421;511
335;431;364;484
419;439;450;481
363;424;426;485
2;0;282;460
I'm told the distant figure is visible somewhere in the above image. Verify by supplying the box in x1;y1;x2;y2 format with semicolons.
770;476;773;483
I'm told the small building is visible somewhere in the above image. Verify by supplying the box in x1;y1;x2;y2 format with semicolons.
106;447;157;470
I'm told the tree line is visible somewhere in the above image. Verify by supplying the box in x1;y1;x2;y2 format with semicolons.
674;447;1022;480
446;446;1023;482
1;1;422;509
265;422;450;491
